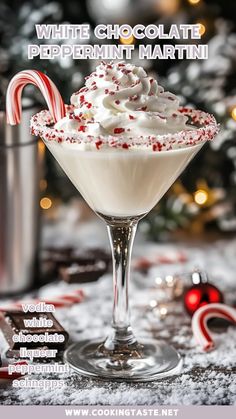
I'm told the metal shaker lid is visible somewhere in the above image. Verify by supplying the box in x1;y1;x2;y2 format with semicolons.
0;97;39;146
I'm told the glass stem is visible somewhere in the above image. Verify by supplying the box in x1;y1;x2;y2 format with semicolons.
104;218;138;351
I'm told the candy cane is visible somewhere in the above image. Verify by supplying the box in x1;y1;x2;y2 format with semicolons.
6;70;65;125
0;289;85;312
134;251;187;270
192;303;236;351
0;361;28;380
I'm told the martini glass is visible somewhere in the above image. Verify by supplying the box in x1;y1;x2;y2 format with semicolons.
31;108;218;381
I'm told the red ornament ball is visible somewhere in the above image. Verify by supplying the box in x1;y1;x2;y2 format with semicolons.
184;282;224;316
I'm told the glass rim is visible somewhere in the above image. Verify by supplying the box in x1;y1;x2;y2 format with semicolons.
30;106;219;152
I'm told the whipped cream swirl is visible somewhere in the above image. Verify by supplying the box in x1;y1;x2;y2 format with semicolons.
55;61;188;137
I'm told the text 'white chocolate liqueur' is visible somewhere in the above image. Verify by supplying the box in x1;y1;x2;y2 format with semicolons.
55;61;188;138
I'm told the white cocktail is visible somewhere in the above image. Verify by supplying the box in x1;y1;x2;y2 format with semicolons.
10;62;218;381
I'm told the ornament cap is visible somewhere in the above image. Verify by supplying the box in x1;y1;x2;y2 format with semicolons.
191;269;208;285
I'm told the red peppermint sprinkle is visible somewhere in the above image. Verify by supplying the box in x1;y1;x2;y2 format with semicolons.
80;95;85;103
140;106;147;111
122;143;129;149
129;115;135;120
95;140;103;150
115;100;120;105
150;78;154;83
78;125;86;132
129;95;139;101
157;113;166;120
114;128;125;134
86;102;92;109
179;107;189;113
105;89;109;94
152;142;162;152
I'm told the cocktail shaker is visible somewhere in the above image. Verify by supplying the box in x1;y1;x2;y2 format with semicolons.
0;102;40;295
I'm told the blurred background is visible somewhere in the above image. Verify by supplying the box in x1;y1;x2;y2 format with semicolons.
1;0;236;245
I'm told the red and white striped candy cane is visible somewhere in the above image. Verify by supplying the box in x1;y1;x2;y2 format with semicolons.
192;303;236;351
6;70;65;125
0;289;85;312
0;361;28;380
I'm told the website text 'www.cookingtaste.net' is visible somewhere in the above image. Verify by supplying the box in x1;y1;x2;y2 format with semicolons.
65;408;179;417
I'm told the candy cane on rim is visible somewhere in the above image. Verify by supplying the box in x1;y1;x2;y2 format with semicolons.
192;303;236;351
0;289;85;312
6;70;65;125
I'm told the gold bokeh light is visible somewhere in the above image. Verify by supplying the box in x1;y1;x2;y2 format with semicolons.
197;22;206;36
188;0;201;5
40;179;48;191
194;189;208;205
120;34;135;45
231;107;236;121
40;197;52;210
38;139;45;156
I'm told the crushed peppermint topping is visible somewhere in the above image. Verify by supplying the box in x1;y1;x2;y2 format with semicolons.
30;63;218;150
30;107;219;152
114;128;125;134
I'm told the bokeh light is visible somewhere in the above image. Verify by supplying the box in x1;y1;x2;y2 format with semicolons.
194;189;208;205
231;107;236;121
197;22;206;36
188;0;201;5
39;179;48;191
40;197;52;210
120;34;135;45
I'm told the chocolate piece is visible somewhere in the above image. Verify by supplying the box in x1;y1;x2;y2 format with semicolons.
42;247;74;265
41;247;111;277
59;260;107;284
40;247;74;279
0;311;69;351
41;246;111;283
79;248;111;270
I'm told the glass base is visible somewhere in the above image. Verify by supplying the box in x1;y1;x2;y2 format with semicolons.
64;338;182;382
